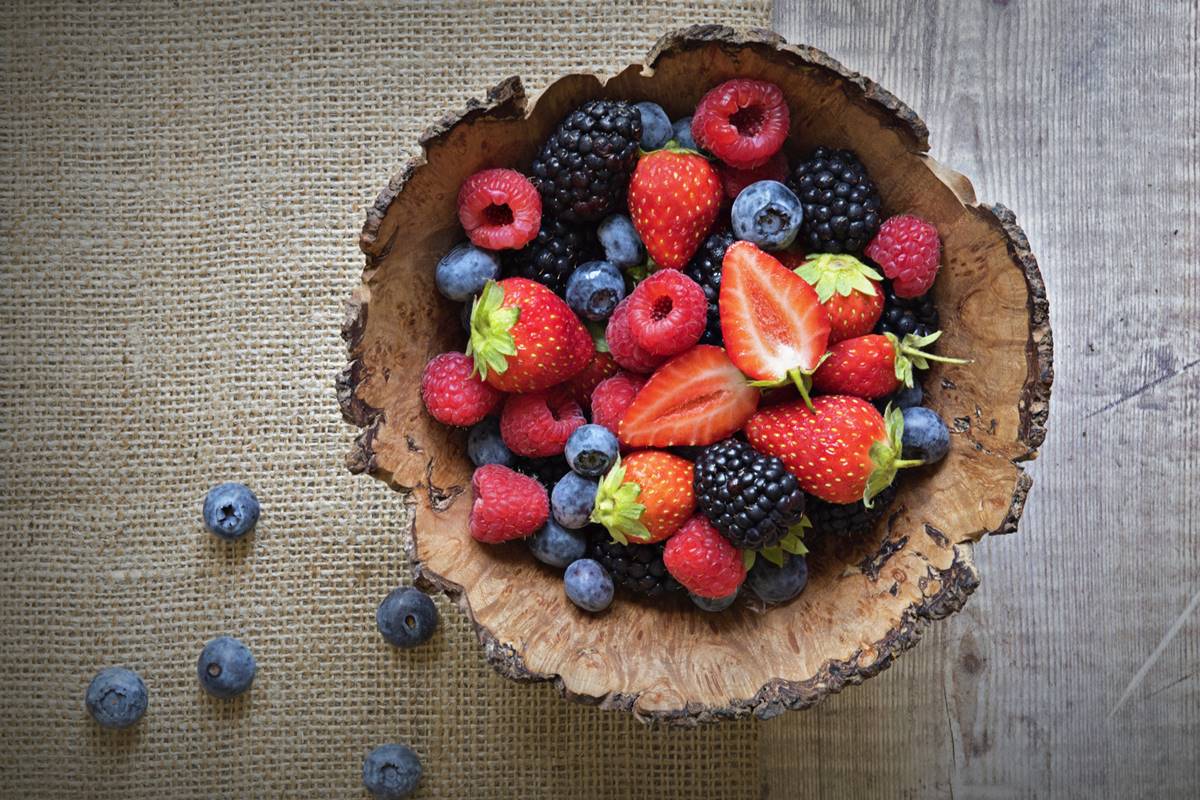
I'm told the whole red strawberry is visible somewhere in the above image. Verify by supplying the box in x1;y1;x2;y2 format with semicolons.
467;278;593;393
812;331;968;399
628;146;722;269
605;296;665;374
865;215;941;298
745;395;919;505
591;451;695;544
457;168;542;250
626;269;707;357
590;371;646;433
794;254;885;343
420;352;503;427
562;350;617;412
663;515;747;599
500;388;586;457
469;464;549;543
691;79;790;170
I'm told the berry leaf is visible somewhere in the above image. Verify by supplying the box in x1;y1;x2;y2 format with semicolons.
466;281;520;379
590;457;649;544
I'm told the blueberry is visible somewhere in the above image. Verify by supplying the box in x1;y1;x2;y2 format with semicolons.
565;424;619;477
435;242;500;302
565;260;625;321
634;101;673;150
731;180;804;251
551;472;599;529
528;519;589;568
564;558;614;612
892;383;924;409
672;117;699;151
362;743;422;799
901;406;951;463
376;587;439;648
597;214;645;269
202;482;260;541
690;590;738;612
748;555;808;604
467;417;513;467
197;636;256;699
85;667;148;729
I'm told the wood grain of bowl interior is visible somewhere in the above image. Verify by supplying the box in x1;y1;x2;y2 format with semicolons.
337;25;1053;724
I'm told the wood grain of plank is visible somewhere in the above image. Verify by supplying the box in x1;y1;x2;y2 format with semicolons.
765;1;1199;797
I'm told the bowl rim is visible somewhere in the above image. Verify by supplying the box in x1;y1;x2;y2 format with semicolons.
338;24;1053;724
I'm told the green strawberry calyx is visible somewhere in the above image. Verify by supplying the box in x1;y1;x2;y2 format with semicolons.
884;331;971;388
865;405;923;506
643;140;708;160
743;517;812;570
794;253;883;303
466;280;520;379
585;320;610;353
590;457;650;545
748;355;831;412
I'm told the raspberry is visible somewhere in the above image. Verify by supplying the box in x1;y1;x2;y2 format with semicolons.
420;352;502;427
662;515;746;599
691;79;790;170
562;350;618;412
605;297;665;374
590;371;646;433
864;215;941;298
499;388;585;458
469;465;549;543
626;270;707;357
717;151;789;200
457;168;541;251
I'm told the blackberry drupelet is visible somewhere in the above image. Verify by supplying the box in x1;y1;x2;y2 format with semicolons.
531;100;642;223
806;483;899;539
588;530;682;598
511;455;571;490
502;215;599;295
682;230;736;345
693;439;806;550
787;147;882;255
875;280;940;340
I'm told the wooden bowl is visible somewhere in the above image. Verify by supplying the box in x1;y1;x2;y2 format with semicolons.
338;25;1053;724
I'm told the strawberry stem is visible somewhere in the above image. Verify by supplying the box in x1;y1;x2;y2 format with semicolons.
589;457;650;545
885;331;971;389
466;280;520;379
788;367;816;412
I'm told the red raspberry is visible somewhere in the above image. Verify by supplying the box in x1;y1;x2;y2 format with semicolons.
457;168;541;250
717;151;789;200
605;297;665;374
626;270;706;357
420;352;503;427
865;215;941;298
562;350;618;412
692;79;790;170
590;371;646;433
469;464;549;543
663;515;746;599
499;388;585;458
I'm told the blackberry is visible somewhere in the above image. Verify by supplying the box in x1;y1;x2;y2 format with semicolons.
682;231;735;345
588;530;682;598
787;147;882;255
875;280;939;340
502;215;598;295
511;455;570;490
693;439;806;550
531;100;642;223
806;483;899;539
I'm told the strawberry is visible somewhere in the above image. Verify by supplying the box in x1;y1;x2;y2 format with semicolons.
618;345;760;448
562;350;617;411
745;396;920;505
718;241;831;408
469;464;549;543
794;254;885;343
628;146;722;269
590;451;695;544
467;278;593;393
812;331;968;399
663;515;746;599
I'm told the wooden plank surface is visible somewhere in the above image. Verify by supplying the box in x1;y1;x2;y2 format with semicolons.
765;1;1199;797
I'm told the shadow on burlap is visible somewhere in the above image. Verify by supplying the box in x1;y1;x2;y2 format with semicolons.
0;1;771;797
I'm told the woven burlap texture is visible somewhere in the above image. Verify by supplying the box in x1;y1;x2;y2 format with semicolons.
0;1;774;797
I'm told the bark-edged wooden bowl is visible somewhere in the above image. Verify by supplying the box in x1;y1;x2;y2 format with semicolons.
338;25;1053;724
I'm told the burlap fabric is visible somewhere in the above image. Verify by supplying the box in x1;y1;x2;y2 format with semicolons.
0;1;773;797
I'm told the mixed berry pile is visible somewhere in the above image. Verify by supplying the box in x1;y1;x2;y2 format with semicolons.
421;80;964;614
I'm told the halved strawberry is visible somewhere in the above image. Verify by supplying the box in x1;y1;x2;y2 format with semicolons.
719;241;831;408
618;345;759;448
